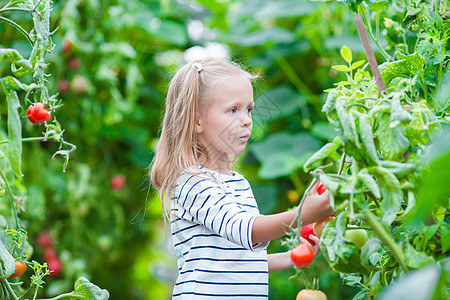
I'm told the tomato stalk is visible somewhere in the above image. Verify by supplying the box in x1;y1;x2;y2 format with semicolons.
363;210;409;272
0;279;19;300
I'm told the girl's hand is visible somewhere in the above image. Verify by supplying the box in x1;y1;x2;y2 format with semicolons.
300;188;334;225
300;235;320;256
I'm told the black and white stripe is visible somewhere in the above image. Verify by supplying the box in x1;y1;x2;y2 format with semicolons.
170;167;268;299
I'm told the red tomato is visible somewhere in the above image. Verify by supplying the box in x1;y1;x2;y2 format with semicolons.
290;243;314;268
317;181;326;195
26;103;51;124
47;257;62;276
300;223;317;246
110;175;126;190
67;58;81;70
296;289;327;300
44;248;57;261
62;39;73;53
58;80;70;93
11;261;27;278
36;232;53;248
26;105;38;124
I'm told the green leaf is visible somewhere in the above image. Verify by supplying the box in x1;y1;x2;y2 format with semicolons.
358;170;381;199
252;0;318;19
332;65;351;72
413;129;450;222
368;0;388;13
436;71;450;110
1;86;23;177
303;136;343;172
310;121;337;141
360;238;382;270
336;99;358;146
377;115;409;161
322;89;338;114
319;212;366;273
253;85;302;122
0;48;34;78
380;160;415;177
340;45;352;64
1;76;35;92
378;263;441;300
66;276;110;299
390;96;412;124
0;239;15;279
359;114;379;164
351;60;365;70
379;53;425;85
229;27;295;47
440;224;450;253
404;242;434;269
250;132;321;179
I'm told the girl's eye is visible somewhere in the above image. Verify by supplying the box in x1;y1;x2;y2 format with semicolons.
229;107;237;114
247;107;253;113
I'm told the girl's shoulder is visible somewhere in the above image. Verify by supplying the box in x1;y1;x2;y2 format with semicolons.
176;166;246;187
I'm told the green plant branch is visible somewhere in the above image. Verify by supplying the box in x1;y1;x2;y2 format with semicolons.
0;137;46;145
0;16;34;45
0;7;30;14
338;153;347;175
37;293;73;300
0;278;19;300
0;166;20;229
363;210;409;272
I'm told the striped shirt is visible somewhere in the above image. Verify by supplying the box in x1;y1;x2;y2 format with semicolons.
170;166;269;299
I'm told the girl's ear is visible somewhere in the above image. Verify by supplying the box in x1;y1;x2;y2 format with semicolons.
195;115;203;134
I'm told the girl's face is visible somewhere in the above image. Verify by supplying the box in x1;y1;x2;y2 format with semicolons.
197;76;254;162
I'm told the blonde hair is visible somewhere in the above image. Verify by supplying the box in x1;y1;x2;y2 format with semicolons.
150;58;257;218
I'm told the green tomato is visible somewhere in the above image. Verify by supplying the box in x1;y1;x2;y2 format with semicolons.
345;229;367;248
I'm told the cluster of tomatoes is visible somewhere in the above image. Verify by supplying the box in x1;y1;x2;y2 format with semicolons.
36;232;63;276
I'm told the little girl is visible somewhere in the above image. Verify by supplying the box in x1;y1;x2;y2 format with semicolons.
150;58;333;299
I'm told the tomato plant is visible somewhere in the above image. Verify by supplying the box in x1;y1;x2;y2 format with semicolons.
296;289;327;300
291;243;315;268
283;0;449;298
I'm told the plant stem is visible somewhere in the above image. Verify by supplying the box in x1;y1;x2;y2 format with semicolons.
0;137;46;145
0;278;19;300
37;293;72;300
0;8;30;14
363;210;409;272
0;167;20;229
289;172;303;192
293;178;318;232
338;153;347;175
0;16;34;45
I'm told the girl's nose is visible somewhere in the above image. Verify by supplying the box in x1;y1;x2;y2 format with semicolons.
241;112;252;127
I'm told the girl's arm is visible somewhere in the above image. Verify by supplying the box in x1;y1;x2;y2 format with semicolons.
268;251;294;273
252;190;333;244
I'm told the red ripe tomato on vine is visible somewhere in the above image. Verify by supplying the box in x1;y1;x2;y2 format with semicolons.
26;102;51;124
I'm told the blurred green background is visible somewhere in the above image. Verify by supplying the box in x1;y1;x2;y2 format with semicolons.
0;0;399;298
